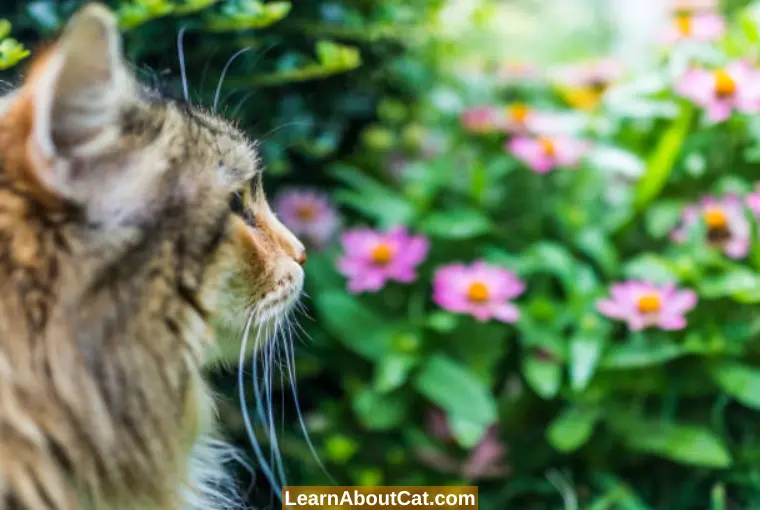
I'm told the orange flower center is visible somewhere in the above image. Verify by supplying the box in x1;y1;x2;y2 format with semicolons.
675;15;692;35
564;87;603;110
467;282;490;302
539;137;556;156
714;69;736;97
295;204;316;221
637;293;662;314
371;243;394;265
508;103;530;124
703;207;728;230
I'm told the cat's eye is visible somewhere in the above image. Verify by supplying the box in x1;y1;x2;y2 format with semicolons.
228;187;257;227
228;191;245;215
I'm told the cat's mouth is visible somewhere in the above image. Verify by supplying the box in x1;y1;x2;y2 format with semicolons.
253;267;304;326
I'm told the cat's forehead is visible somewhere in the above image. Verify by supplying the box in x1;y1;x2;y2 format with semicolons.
178;103;259;182
139;87;259;183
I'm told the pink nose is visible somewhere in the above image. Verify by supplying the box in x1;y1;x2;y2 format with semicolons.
295;250;307;266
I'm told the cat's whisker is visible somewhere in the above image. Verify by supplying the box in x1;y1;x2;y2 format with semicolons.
250;316;287;493
237;313;282;499
228;91;256;120
265;319;287;486
282;319;337;485
256;121;314;144
214;47;253;113
176;26;190;102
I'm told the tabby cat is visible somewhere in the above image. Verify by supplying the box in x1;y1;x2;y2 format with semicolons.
0;3;306;509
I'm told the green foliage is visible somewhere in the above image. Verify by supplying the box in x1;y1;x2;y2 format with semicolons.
11;0;760;508
0;20;28;69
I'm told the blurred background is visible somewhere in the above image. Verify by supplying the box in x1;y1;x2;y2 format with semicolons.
6;0;760;508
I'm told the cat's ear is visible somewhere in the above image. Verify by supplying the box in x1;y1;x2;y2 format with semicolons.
27;3;127;162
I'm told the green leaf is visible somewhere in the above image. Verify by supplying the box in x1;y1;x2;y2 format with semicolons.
353;388;407;430
0;19;11;40
547;406;601;452
524;242;579;293
601;342;688;369
419;208;491;239
699;268;760;303
634;104;694;211
711;361;760;410
622;421;732;468
315;41;361;70
576;229;618;276
330;166;415;227
414;354;497;445
206;1;291;31
314;291;394;361
374;354;417;393
571;334;605;391
645;200;686;239
449;416;487;448
623;254;679;285
522;355;562;399
425;311;460;333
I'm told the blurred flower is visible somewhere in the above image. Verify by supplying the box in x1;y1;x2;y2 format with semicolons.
496;61;542;85
669;0;718;13
433;261;524;323
276;189;339;249
662;12;725;44
597;281;698;331
675;61;760;123
671;194;754;258
460;106;504;133
508;135;589;173
747;191;760;214
501;103;562;134
338;227;428;293
418;409;510;481
554;59;624;110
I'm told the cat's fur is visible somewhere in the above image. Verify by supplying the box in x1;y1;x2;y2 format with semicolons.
0;4;305;509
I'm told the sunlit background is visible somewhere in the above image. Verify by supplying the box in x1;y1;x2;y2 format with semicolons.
5;0;760;508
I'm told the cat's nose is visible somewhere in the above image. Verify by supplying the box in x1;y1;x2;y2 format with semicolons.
295;249;307;266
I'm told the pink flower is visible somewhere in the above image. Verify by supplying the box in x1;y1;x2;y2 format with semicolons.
554;58;624;110
508;136;589;173
276;189;339;249
662;12;725;44
669;0;718;13
597;281;698;331
671;194;754;259
460;106;505;133
433;261;524;323
501;103;554;134
747;192;760;215
556;58;624;88
337;227;429;293
496;61;542;85
675;61;760;123
417;409;510;481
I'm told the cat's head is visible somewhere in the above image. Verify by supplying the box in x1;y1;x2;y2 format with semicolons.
0;3;304;362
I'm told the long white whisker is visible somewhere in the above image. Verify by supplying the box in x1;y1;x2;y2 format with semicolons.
268;319;288;485
256;121;314;143
237;313;281;499
177;26;190;102
283;318;337;485
214;47;254;112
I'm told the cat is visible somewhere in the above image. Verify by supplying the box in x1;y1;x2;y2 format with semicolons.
0;3;306;509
